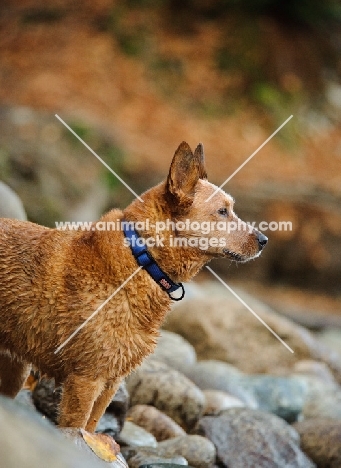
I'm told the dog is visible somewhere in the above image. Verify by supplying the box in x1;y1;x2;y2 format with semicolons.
0;141;267;431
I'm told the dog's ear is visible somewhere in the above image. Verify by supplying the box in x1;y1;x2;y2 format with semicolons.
165;141;201;212
194;143;207;180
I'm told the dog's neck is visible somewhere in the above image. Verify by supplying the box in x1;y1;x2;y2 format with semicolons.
121;183;210;284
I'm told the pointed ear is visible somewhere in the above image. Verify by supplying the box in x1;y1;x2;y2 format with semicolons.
194;143;207;180
165;141;201;213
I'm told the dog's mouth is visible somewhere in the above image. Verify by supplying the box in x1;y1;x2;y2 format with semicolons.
222;249;254;263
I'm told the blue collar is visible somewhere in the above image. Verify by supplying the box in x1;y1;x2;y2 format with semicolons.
123;223;185;301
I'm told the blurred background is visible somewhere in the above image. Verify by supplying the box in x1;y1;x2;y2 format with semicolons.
1;0;341;327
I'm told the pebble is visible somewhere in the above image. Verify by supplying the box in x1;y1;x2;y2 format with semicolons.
195;407;315;468
238;374;308;423
127;404;186;441
121;446;188;468
157;435;216;468
148;330;197;372
203;390;245;415
293;359;339;385
95;413;121;438
182;360;258;408
116;421;158;448
294;418;341;467
126;360;205;431
299;376;341;420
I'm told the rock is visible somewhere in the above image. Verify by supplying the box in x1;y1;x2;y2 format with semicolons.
299;377;341;420
182;360;258;408
293;359;339;385
184;360;310;421
33;377;129;435
272;368;341;422
116;421;158;448
238;374;308;423
126;360;205;431
0;106;111;227
147;330;197;372
195;408;315;468
0;181;27;220
127;405;186;441
105;380;130;433
294;418;341;467
316;328;341;357
136;463;188;468
136;465;188;468
0;395;119;467
14;389;37;412
95;413;121;439
121;446;188;468
164;295;341;383
32;377;62;423
157;435;216;468
203;390;245;415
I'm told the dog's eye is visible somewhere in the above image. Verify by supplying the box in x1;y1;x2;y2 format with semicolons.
218;208;228;216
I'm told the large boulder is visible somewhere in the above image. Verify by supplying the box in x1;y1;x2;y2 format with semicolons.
164;294;341;382
0;395;126;467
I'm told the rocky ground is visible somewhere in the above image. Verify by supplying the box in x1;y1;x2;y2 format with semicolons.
2;282;341;467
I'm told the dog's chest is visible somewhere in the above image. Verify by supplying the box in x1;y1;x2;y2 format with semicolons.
79;289;169;379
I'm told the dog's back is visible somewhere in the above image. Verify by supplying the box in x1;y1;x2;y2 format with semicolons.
0;218;50;324
0;219;63;366
0;217;50;284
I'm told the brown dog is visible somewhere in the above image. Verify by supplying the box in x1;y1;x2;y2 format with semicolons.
0;142;267;431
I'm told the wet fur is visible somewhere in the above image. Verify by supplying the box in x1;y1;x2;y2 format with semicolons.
0;142;266;430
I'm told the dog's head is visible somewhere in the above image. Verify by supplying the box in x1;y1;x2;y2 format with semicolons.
124;141;267;267
160;141;267;263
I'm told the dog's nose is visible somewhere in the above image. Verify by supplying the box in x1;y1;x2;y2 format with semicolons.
257;232;268;250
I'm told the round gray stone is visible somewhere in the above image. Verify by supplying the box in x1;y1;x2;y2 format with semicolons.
195;407;315;468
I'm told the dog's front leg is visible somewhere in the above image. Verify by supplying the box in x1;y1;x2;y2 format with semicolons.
0;352;31;398
85;379;122;432
58;374;104;429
